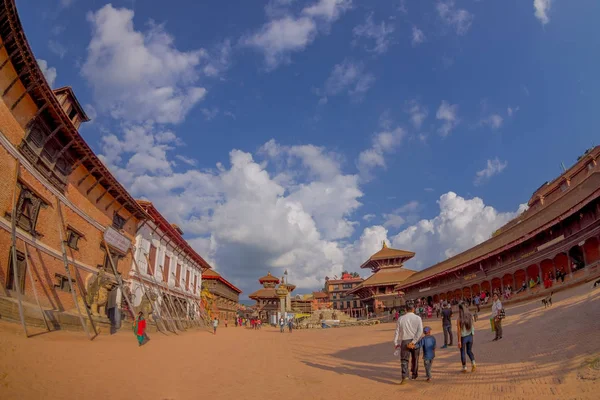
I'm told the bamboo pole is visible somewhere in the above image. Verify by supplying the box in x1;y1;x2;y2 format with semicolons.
23;244;50;332
56;198;96;339
129;247;171;334
9;159;27;337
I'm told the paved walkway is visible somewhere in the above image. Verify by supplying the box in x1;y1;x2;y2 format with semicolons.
0;283;599;400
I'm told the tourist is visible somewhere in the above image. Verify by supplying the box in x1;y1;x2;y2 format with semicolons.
441;302;453;348
517;280;527;293
529;277;536;289
473;294;480;312
288;318;293;333
393;300;423;384
279;317;285;333
457;303;476;373
212;317;219;335
134;311;147;347
491;293;504;341
225;318;228;328
415;326;436;382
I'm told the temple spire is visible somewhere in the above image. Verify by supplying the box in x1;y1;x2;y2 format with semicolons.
382;241;388;248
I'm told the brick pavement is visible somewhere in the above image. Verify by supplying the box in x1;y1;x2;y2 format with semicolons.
0;282;598;400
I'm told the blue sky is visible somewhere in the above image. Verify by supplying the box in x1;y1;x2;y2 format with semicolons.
16;0;599;296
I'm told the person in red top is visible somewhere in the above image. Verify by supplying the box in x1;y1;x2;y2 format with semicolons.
134;311;146;347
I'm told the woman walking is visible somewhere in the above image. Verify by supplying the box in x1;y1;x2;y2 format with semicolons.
491;293;503;341
134;311;147;347
457;303;476;373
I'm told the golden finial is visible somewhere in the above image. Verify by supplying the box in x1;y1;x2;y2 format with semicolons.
382;241;388;248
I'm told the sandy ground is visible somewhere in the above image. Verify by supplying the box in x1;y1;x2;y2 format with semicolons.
1;283;599;400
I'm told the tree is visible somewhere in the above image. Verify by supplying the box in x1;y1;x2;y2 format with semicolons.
351;272;360;278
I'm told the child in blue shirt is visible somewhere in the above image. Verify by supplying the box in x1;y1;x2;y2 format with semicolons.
415;326;436;381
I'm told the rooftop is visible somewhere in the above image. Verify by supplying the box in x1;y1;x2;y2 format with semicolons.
359;242;415;271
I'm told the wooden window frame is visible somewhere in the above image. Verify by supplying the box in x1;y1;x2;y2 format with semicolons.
6;249;26;292
66;227;83;250
112;213;126;230
54;273;75;293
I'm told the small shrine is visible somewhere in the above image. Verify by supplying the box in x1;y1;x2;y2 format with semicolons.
248;272;296;323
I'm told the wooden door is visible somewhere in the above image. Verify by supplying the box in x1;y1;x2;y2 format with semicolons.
148;245;157;275
175;264;181;287
163;255;170;283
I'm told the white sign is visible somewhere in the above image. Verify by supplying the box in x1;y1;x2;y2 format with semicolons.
104;226;131;254
418;287;431;293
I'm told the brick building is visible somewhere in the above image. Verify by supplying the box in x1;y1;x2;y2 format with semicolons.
0;0;147;333
325;273;365;317
131;201;211;329
201;269;241;322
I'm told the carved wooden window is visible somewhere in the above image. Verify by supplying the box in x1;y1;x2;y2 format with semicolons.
103;250;120;273
112;213;126;230
6;250;26;292
185;270;190;290
54;273;74;293
193;275;198;293
15;187;43;235
66;228;82;250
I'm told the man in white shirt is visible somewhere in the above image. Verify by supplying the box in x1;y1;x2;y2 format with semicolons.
393;301;424;383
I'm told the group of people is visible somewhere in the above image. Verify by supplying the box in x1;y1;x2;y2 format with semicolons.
279;317;294;333
394;293;505;384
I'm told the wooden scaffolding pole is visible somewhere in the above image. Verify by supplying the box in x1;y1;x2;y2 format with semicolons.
56;198;97;339
102;241;138;329
9;159;27;337
143;253;182;332
23;244;51;332
128;247;172;334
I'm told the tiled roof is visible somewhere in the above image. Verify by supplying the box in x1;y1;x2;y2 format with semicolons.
258;272;280;283
248;287;279;299
397;169;600;289
348;267;416;295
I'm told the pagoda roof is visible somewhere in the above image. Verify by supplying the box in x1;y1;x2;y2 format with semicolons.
359;242;415;271
258;272;280;284
348;266;416;295
312;291;329;299
248;287;278;299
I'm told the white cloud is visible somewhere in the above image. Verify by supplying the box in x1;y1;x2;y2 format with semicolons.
243;0;352;69
319;59;375;103
37;59;57;87
411;26;425;46
362;213;376;221
482;113;503;130
82;4;207;124
534;0;552;25
507;106;520;117
436;1;474;35
48;40;67;58
201;108;219;121
406;99;428;129
84;104;97;122
387;192;527;270
436;100;459;136
474;158;507;186
202;39;232;78
357;127;405;180
353;13;395;54
60;0;75;7
382;201;420;230
383;214;406;229
175;155;198;167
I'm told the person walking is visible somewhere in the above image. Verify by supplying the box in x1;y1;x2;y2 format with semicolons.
287;318;293;333
491;293;504;341
393;300;424;384
441;302;453;348
134;311;147;347
457;303;476;373
415;326;436;382
279;317;285;333
212;317;219;335
473;295;480;313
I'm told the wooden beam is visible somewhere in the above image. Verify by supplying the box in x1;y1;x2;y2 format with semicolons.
86;178;103;195
0;32;14;52
24;103;48;128
70;155;89;170
2;67;27;96
10;81;36;111
53;139;75;161
76;165;98;186
42;123;65;147
95;187;109;203
104;194;122;211
0;45;20;70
